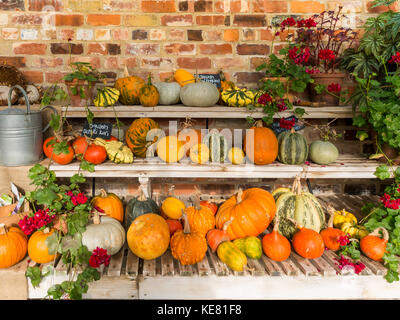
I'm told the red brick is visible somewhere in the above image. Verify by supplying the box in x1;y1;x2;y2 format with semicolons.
187;30;203;41
142;0;176;12
243;29;256;41
87;14;121;26
161;14;193;26
12;14;43;25
204;30;222;41
13;43;47;55
0;0;24;10
233;15;266;27
88;43;108;55
68;56;101;69
28;0;63;11
237;44;269;55
164;43;195;55
31;57;63;68
159;72;174;81
253;0;288;13
112;29;129;40
132;30;148;40
58;29;75;41
45;72;66;83
196;15;227;25
199;44;232;54
126;43;159;55
177;57;211;69
169;29;186;40
50;43;83;54
260;29;274;41
235;72;265;84
215;0;251;13
55;14;84;26
0;56;26;68
223;29;239;41
121;57;138;68
290;1;325;13
214;57;246;69
194;0;213;12
250;57;268;69
141;57;174;69
22;71;43;84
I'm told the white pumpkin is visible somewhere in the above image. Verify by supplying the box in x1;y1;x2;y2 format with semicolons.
154;81;180;105
180;81;220;107
82;214;126;256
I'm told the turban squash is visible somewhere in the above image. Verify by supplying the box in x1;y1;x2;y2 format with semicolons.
215;188;276;240
114;66;145;105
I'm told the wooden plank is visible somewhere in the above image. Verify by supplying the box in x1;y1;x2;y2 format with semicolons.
290;252;321;276
160;250;175;276
279;257;301;276
311;256;338;276
359;256;387;276
142;259;156;277
196;251;212;276
260;255;284;276
177;262;193;276
321;250;343;275
246;258;266;276
125;250;140;277
207;250;230;276
106;247;125;277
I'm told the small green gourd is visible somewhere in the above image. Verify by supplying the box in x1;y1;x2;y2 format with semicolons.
233;236;262;259
217;241;247;271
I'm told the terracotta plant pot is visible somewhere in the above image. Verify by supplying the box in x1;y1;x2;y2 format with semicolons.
65;79;96;107
262;77;310;104
308;73;345;106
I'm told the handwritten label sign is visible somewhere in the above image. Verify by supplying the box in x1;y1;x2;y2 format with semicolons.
198;74;221;88
82;121;113;139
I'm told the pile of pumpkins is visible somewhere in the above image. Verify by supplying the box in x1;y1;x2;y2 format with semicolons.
93;67;264;109
0;178;389;272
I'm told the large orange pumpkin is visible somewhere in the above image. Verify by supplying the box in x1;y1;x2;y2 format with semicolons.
114;66;145;105
91;189;124;223
0;223;27;269
28;228;57;264
125;118;161;158
244;120;278;165
215;188;276;240
127;213;170;260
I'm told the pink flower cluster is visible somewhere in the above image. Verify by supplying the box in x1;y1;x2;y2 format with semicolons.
305;67;321;74
335;255;366;274
257;93;273;105
66;191;88;206
279;118;296;130
288;46;311;65
327;83;342;93
318;49;336;61
89;247;111;268
389;52;400;64
338;234;350;246
380;193;400;210
18;209;55;235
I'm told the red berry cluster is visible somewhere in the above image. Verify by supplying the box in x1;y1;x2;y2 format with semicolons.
66;191;88;206
257;93;273;105
279;117;296;130
288;46;311;65
318;49;336;61
389;52;400;64
89;247;111;268
335;255;366;274
380;193;400;210
18;209;55;235
327;83;342;93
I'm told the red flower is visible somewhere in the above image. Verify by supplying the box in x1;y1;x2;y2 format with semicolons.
389;52;400;64
281;17;296;29
288;46;310;65
276;100;288;112
297;18;317;28
380;193;400;210
279;118;296;130
335;255;366;274
89;247;111;268
305;67;320;74
327;83;341;93
257;93;273;105
18;209;55;235
338;234;350;246
318;49;336;61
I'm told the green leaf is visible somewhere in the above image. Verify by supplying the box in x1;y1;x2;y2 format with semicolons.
25;266;43;288
356;130;369;141
33;188;58;205
79;160;95;172
374;165;391;180
46;231;60;255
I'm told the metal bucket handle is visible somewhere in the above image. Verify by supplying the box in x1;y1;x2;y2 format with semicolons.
39;105;58;133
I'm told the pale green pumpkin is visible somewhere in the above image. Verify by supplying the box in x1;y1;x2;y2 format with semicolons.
309;140;339;165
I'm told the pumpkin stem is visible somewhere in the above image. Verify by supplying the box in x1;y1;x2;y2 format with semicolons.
123;65;130;78
236;189;243;204
43;227;50;234
370;227;389;241
181;210;191;234
290;127;296;134
99;189;108;198
326;204;336;228
93;211;101;225
218;70;226;82
222;217;234;231
254;120;264;128
287;217;302;230
193;186;202;210
147;73;152;86
168;185;176;197
273;215;280;232
291;175;302;195
0;223;7;235
138;185;147;201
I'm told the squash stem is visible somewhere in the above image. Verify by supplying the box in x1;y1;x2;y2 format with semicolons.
99;189;108;198
0;223;6;235
236;189;243;204
181;210;191;234
93;211;101;225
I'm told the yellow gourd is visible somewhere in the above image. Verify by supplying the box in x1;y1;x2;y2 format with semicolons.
221;88;254;107
94;138;133;164
340;222;369;240
217;241;248;271
333;209;358;229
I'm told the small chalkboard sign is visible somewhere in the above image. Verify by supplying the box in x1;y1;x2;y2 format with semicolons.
198;74;221;88
82;121;113;139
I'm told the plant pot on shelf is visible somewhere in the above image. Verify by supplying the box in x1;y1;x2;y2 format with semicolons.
65;79;96;107
308;73;345;106
262;77;310;104
370;129;400;164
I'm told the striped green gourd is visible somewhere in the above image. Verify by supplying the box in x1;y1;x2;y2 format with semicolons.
202;129;228;163
273;176;326;239
277;128;308;165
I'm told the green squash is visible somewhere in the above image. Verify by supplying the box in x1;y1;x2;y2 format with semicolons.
202;128;229;163
233;236;262;259
273;177;325;239
153;81;180;105
309;140;339;165
125;187;160;229
217;241;247;271
180;80;220;107
277;128;308;165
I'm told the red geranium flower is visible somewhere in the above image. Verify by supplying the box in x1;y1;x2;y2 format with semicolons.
279;118;296;130
281;17;296;29
327;83;341;92
297;18;317;28
318;49;336;61
89;247;111;268
258;93;273;105
389;52;400;64
288;46;310;65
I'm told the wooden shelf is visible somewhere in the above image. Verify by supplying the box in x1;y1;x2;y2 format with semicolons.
44;154;389;179
58;105;356;119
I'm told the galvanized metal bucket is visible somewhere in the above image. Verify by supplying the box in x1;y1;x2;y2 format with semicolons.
0;85;57;166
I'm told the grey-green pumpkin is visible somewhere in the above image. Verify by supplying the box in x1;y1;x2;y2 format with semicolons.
277;128;308;165
202;129;229;163
309;140;339;165
125;187;160;229
153;81;181;105
180;80;220;107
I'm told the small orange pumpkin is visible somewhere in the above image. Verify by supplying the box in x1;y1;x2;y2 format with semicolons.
290;218;325;259
139;73;159;107
360;227;388;261
262;216;291;262
320;205;346;251
91;189;124;223
28;228;57;264
185;192;216;237
0;223;28;269
166;219;183;236
206;218;233;252
174;69;195;87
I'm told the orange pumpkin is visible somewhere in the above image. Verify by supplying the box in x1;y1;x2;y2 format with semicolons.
360;227;388;261
178;126;202;157
216;188;276;240
290;219;325;259
206;218;233;252
28;228;57;264
200;200;218;215
166;219;183;236
125;118;160;158
170;213;207;265
139;73;159;107
185;193;216;237
114;66;145;105
262;216;291;262
244;120;278;165
0;223;27;269
320;205;346;251
174;69;195;87
43;137;75;165
127;213;170;260
91;189;124;223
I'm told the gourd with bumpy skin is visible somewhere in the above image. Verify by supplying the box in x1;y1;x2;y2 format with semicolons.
82;212;125;256
93;87;120;107
202;129;228;163
277;128;308;165
233;236;262;259
125;118;161;158
0;223;27;269
139;73;159;107
91;189;124;223
180;79;220;107
221;88;255;107
114;66;145;105
272;176;326;239
217;241;248;271
332;208;357;229
185;191;216;237
94;138;133;164
309;140;339;165
154;81;181;105
125;186;160;230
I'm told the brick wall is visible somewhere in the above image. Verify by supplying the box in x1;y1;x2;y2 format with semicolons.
0;0;396;87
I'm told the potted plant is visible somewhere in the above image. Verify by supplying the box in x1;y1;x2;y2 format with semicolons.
288;7;357;105
63;62;104;108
